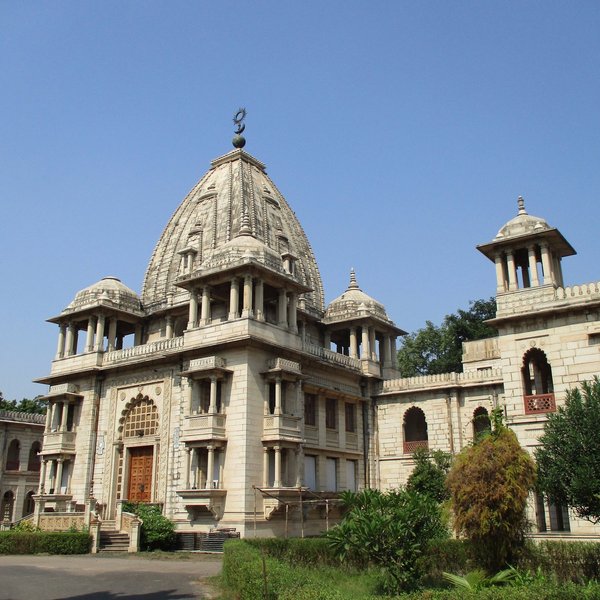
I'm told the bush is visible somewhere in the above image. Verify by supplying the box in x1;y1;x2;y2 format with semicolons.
0;531;91;554
245;537;339;567
123;503;175;551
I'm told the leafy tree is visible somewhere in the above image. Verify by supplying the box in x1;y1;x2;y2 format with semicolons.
326;488;448;592
406;448;452;503
122;502;175;551
0;393;46;415
397;298;497;376
446;411;536;572
535;377;600;524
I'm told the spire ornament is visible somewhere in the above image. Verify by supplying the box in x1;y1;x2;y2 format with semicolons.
232;108;247;149
517;196;527;215
348;268;360;290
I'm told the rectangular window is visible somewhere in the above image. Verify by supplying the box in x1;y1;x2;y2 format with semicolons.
325;398;337;429
345;403;356;432
304;455;317;490
346;459;357;491
326;457;338;491
304;394;316;426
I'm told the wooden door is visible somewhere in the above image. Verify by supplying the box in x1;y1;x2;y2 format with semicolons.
128;446;153;502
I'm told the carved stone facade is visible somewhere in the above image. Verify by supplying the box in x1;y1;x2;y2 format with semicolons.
36;143;599;539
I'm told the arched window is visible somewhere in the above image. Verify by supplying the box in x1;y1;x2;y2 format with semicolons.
119;394;158;438
6;440;20;471
522;348;556;414
28;442;41;472
23;491;35;517
473;406;491;439
1;491;15;522
403;407;428;454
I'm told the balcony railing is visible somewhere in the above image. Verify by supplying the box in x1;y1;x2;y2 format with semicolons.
403;440;429;454
263;414;302;442
181;413;226;442
524;393;556;415
42;431;77;454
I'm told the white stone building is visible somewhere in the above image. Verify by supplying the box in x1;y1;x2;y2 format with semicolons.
35;135;600;541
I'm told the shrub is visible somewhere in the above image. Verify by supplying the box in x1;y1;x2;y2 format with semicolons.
245;537;339;567
0;531;91;554
123;503;175;551
407;448;452;503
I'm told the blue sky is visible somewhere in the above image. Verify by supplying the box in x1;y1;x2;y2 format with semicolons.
1;1;599;400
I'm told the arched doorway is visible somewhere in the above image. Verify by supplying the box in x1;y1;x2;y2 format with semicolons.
403;406;428;454
472;406;491;439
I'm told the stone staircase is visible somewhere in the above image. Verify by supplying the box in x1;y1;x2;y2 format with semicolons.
98;520;130;552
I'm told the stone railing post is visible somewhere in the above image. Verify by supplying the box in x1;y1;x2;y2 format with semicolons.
128;517;142;553
116;499;124;531
90;519;101;554
84;497;97;527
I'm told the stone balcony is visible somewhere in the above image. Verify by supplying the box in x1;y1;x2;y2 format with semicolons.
402;439;428;454
50;352;104;376
176;488;227;519
181;413;226;443
524;393;556;415
41;430;77;455
262;414;302;443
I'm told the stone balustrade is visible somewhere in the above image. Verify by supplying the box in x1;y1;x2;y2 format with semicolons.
302;342;361;371
104;336;184;364
381;368;503;393
267;357;301;373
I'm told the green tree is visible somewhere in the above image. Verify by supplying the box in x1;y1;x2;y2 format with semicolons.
535;377;600;524
446;412;536;572
122;502;175;551
406;448;452;503
326;488;448;592
0;392;46;414
397;298;497;376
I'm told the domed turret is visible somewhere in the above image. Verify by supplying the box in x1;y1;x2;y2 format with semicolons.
142;148;324;316
64;277;142;315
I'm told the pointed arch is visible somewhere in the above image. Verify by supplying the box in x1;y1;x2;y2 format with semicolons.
119;393;158;439
472;406;491;439
403;406;428;454
6;439;20;471
522;348;556;413
28;442;41;472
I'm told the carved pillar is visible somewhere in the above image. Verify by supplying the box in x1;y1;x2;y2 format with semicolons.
66;460;73;493
107;317;118;351
184;447;191;489
255;278;265;321
206;445;215;488
65;323;75;357
274;377;283;415
361;326;370;359
323;330;331;350
134;323;143;346
295;446;303;487
288;292;298;333
60;401;69;432
200;286;211;325
95;314;106;351
85;317;95;352
262;447;269;487
209;376;218;414
55;324;66;360
540;244;554;285
349;327;358;359
188;288;198;329
273;446;282;488
278;289;288;327
383;335;393;368
165;315;173;339
228;278;239;320
39;460;48;494
242;275;253;318
218;449;224;488
55;459;64;494
44;404;52;433
494;254;507;293
186;379;195;415
506;251;518;291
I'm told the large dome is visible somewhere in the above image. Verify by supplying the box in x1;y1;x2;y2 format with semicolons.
142;148;324;314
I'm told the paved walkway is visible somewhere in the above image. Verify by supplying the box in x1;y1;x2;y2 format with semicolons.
0;553;223;600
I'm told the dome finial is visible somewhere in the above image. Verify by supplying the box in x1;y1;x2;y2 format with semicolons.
232;107;247;149
348;268;360;290
517;195;527;215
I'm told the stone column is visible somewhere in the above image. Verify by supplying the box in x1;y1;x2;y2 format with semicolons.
254;279;265;321
55;324;67;359
391;336;397;361
273;446;282;488
116;335;123;351
200;286;211;325
66;460;73;493
134;323;142;346
107;318;118;351
218;450;224;488
349;327;358;359
323;330;331;350
369;327;377;361
288;292;298;333
278;289;288;327
262;447;270;487
361;327;370;359
295;446;303;487
228;278;239;320
209;376;218;414
44;404;52;433
506;252;518;291
383;335;393;368
192;449;199;488
186;379;195;415
85;317;95;352
206;445;215;488
65;323;75;356
274;377;283;415
540;244;554;285
55;459;64;494
242;275;253;318
39;460;48;494
187;289;198;329
60;402;69;432
165;316;173;339
494;254;507;293
184;448;191;489
95;315;106;351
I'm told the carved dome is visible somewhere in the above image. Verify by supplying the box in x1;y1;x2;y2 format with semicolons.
64;276;142;315
324;270;394;326
142;148;324;314
494;196;551;240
